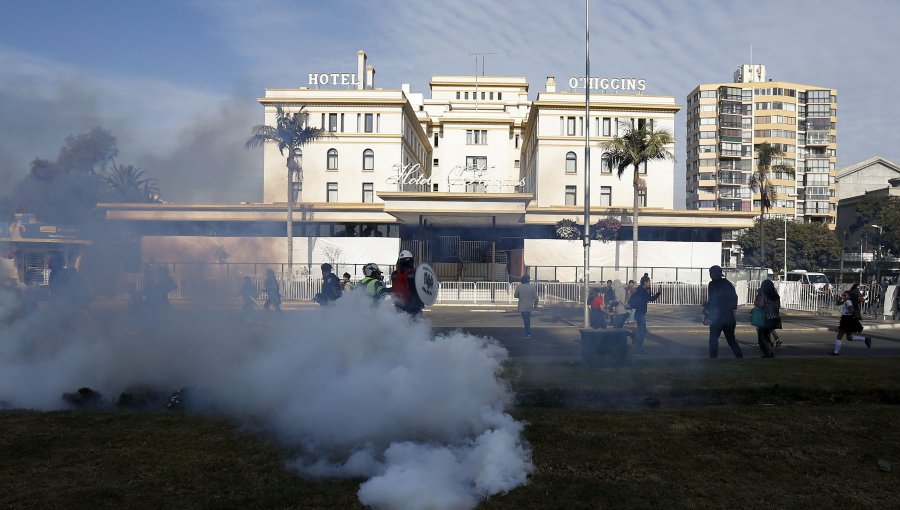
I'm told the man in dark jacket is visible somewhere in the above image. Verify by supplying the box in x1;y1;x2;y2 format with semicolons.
314;263;342;305
629;275;661;355
703;265;743;358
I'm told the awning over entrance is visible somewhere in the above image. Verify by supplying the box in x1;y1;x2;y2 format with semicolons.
377;192;532;226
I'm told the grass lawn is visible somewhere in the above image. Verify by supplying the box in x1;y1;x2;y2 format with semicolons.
2;358;899;509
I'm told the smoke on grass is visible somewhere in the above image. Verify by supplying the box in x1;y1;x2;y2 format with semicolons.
0;289;533;509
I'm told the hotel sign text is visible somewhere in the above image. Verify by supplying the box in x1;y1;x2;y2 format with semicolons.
308;73;359;86
568;77;647;92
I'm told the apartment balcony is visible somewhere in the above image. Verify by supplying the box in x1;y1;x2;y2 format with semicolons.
717;176;747;186
717;198;743;211
805;131;830;146
804;207;832;217
718;149;742;158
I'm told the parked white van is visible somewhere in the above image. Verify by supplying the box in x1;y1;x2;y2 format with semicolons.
786;270;830;292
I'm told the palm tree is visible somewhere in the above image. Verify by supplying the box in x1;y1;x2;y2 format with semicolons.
101;163;161;202
246;105;327;270
601;122;675;275
749;142;794;268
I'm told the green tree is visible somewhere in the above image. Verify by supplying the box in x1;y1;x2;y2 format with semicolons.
246;106;328;270
737;218;839;272
2;127;119;224
749;142;794;265
853;195;900;257
600;122;675;275
100;163;161;203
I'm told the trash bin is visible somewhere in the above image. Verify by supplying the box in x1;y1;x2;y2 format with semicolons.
580;328;630;366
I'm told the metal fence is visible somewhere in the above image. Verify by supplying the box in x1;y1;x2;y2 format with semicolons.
116;273;832;313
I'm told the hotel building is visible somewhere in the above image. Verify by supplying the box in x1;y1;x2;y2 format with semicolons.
685;64;837;264
70;51;756;285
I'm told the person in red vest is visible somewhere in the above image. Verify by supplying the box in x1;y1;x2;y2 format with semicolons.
390;250;424;316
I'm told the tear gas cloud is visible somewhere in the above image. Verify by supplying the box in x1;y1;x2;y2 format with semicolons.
0;290;533;509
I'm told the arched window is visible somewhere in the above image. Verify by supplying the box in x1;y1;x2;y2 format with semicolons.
363;149;374;171
565;151;577;173
327;148;338;170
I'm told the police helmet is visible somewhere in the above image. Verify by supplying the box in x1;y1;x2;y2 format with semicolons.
363;263;381;277
398;250;414;260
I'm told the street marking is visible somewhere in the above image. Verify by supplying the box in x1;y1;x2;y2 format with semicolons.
470;309;508;313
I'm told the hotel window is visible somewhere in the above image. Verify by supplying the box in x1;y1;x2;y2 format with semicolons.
362;182;373;203
515;134;520;148
456;92;460;99
466;156;487;170
602;117;611;136
364;113;374;133
466;181;486;193
489;92;494;100
376;114;381;132
363;149;374;171
638;188;647;207
434;134;439;147
466;129;487;145
565;151;577;173
481;92;485;100
327;148;338;170
600;151;613;173
514;159;520;168
465;92;469;99
567;117;576;136
497;93;502;100
434;158;439;167
327;182;338;202
356;113;361;132
565;185;577;206
599;186;612;206
328;113;338;132
639;161;648;174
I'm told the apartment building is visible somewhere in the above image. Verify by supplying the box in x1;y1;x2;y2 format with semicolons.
685;64;837;263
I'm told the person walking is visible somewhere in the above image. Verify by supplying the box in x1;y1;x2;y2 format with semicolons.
314;263;342;305
829;291;872;355
753;279;781;358
628;275;661;356
607;280;630;329
358;263;386;300
624;280;637;324
263;268;282;313
847;282;863;319
703;265;743;358
514;274;539;338
240;275;258;320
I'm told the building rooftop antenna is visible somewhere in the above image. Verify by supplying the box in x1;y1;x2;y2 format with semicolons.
469;52;495;110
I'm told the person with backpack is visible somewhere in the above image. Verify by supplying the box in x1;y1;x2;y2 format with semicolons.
628;275;661;356
703;265;743;358
390;250;424;316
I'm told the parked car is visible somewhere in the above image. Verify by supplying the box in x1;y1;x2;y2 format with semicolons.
786;270;831;292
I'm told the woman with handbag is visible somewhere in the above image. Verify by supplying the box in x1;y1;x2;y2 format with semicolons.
753;279;781;358
829;291;872;356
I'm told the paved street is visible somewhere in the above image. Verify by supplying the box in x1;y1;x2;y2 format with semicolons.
425;303;900;360
94;300;900;361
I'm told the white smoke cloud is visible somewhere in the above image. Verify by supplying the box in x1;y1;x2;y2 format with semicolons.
0;290;533;508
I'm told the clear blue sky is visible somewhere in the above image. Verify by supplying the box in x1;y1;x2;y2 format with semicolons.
2;0;898;203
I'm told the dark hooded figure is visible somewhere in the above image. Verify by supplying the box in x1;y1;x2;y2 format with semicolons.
703;265;743;358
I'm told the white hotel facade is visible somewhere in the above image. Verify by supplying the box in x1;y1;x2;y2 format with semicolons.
100;51;755;283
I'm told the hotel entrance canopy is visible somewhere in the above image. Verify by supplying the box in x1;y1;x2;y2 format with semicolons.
377;192;531;226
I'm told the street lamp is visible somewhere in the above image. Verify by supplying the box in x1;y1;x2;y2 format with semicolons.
870;224;883;298
775;237;787;279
